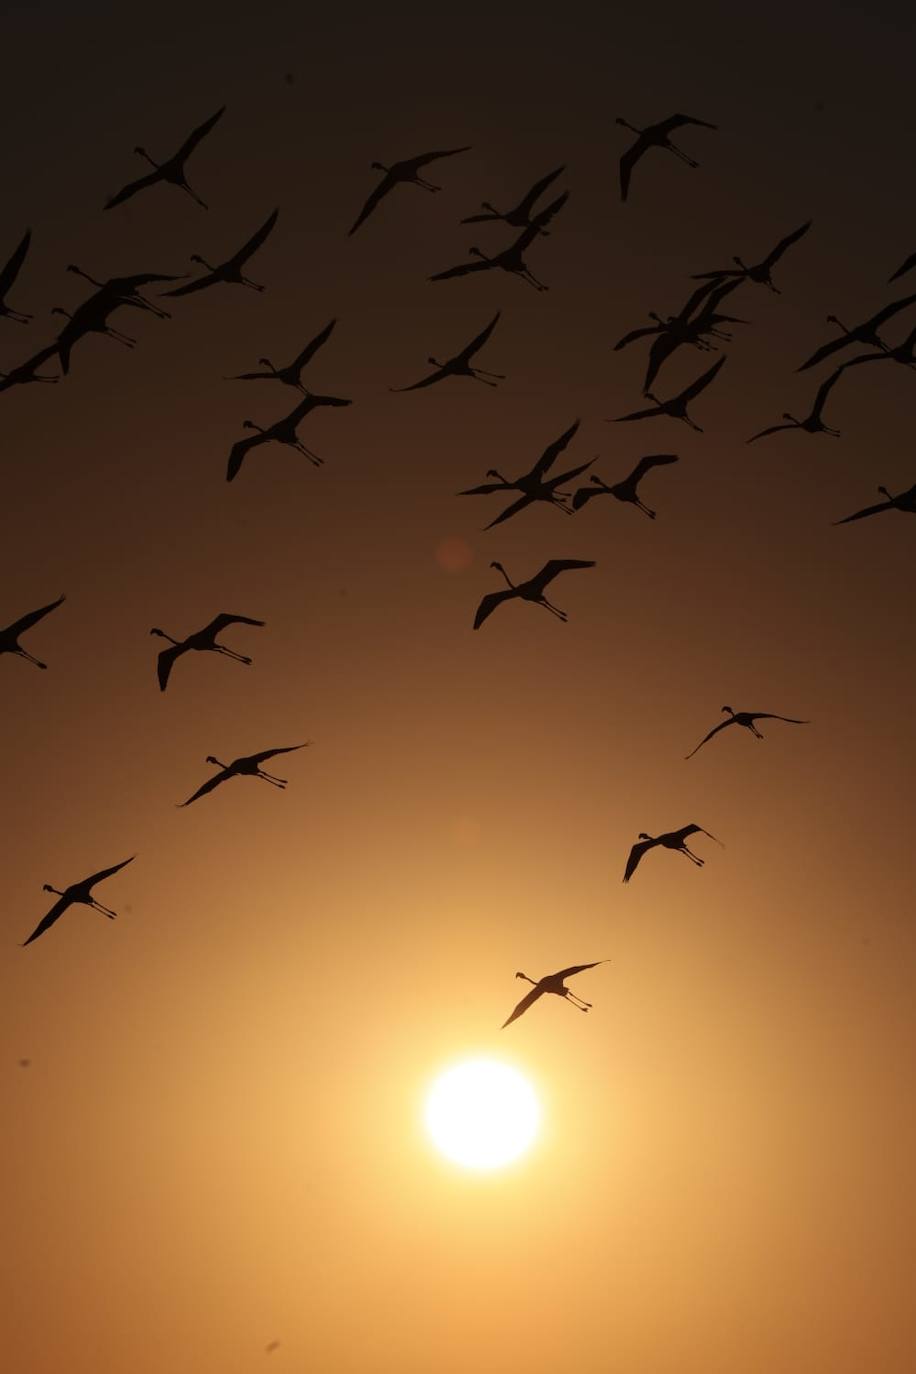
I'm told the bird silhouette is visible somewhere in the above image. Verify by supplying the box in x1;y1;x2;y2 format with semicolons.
459;419;592;528
502;961;608;1028
473;559;595;629
623;824;722;883
105;106;225;210
460;165;565;232
0;229;33;323
179;745;309;806
641;285;746;393
833;483;916;525
1;594;65;668
613;356;725;431
390;313;504;390
348;147;471;235
889;250;916;283
48;287;148;374
65;265;178;320
685;706;809;758
226;392;351;482
21;856;135;946
572;453;679;519
150;613;266;691
162;210;279;297
797;294;916;371
617;113;717;201
226;319;337;392
613;279;741;353
429;195;567;292
691;220;812;292
837;323;916;375
0;345;60;393
746;368;843;443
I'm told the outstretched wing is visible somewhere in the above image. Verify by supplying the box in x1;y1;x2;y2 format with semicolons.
571;484;607;511
619;142;643;202
173;105;226;162
286;392;352;425
746;420;794;444
554;960;607;980
104;168;164;210
82;856;136;890
429;257;491;282
226;432;265;483
614;402;664;423
458;480;511;495
811;367;843;418
248;744;308;765
473;588;513;630
623;839;652;883
163;268;221;298
626;453;679;486
529;190;569;232
833;497;895;525
685;718;733;758
678;355;726;402
201;613;266;636
868;291;916;329
677;823;723;845
228;209;279;269
179;768;233;807
501;985;545;1028
528;559;596;595
643;332;681;392
291;319;337;372
483;493;537;530
614;322;663;350
3;593;65;640
458;311;501;362
748;713;809;725
0;229;31;298
763;219;812;268
157;643;183;692
390;365;449;392
655;113;718;134
515;165;565;217
21;895;70;946
348;173;397;236
532;419;580;477
407;145;472;170
889;250;916;283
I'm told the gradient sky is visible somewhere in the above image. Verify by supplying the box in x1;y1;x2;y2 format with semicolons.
3;2;915;1371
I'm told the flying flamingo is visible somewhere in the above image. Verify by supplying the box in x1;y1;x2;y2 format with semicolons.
613;355;726;431
179;744;309;807
105;106;226;210
460;165;565;232
0;229;33;323
348;147;471;236
1;594;65;668
685;706;809;758
616;113;717;201
889;250;916;283
613;279;742;352
21;856;135;946
833;482;916;525
797;293;916;371
150;613;266;691
641;285;746;393
429;195;567;292
473;559;595;629
691;220;813;292
225;391;351;482
48;297;138;375
746;369;843;443
0;345;60;393
459;419;592;527
391;313;504;390
837;323;916;374
502;961;608;1028
226;319;338;392
623;824;722;883
572;453;679;519
162;210;279;297
65;265;178;320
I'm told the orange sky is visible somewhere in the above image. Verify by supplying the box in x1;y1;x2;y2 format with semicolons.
2;2;915;1372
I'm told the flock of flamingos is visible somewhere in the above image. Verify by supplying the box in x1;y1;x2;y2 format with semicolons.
2;106;914;1026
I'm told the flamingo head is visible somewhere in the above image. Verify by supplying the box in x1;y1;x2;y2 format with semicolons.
637;832;652;841
721;705;735;715
149;628;166;639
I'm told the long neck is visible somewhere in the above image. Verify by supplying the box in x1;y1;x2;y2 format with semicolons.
494;565;515;590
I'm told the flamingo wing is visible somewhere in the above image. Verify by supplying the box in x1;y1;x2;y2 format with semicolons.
746;420;794;444
458;311;501;361
643;333;681;392
655;113;718;134
678;355;726;402
291;319;337;372
82;856;136;890
889;250;916;283
614;322;664;350
531;419;580;477
833;497;896;525
748;713;809;725
0;229;31;298
226;432;265;483
247;744;309;765
348;173;398;236
473;588;514;630
554;960;608;980
173;105;226;162
763;219;812;268
614;401;664;423
529;190;569;232
676;823;723;845
162;268;221;298
404;146;472;171
868;292;916;329
627;453;680;486
201;613;266;636
528;559;596;595
515;165;565;216
179;768;234;807
104;169;164;210
156;643;184;692
390;365;449;392
571;484;607;511
811;367;843;418
3;594;65;640
619;142;643;202
21;895;71;946
429;257;491;282
228;209;279;269
623;839;652;883
685;718;733;758
501;985;545;1028
483;492;537;530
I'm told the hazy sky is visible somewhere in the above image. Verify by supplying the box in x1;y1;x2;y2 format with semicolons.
3;2;915;1371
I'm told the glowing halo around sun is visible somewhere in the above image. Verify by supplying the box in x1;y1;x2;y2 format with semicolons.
424;1058;541;1170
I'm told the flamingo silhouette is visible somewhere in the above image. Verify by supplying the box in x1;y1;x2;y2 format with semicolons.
613;356;726;431
1;594;65;668
0;345;59;393
348;147;471;235
686;707;809;758
837;324;916;375
163;210;279;297
473;559;595;629
572;454;679;519
502;961;608;1028
614;279;742;353
429;195;567;292
798;294;916;371
623;825;722;883
391;313;504;391
150;613;266;691
105;106;225;210
179;745;309;807
227;320;338;393
746;369;843;443
21;857;135;946
226;392;351;482
66;265;178;320
0;229;33;323
691;220;813;292
459;419;592;527
48;297;140;375
889;250;916;283
833;483;916;525
460;165;565;232
617;113;717;201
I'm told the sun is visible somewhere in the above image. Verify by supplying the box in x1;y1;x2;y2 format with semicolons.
424;1058;541;1170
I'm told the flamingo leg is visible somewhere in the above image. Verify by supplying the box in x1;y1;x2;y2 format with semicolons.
240;276;265;292
90;901;117;918
538;598;568;621
180;178;208;210
14;647;47;669
633;498;656;519
680;846;705;865
667;141;699;167
257;770;288;786
3;307;32;324
214;647;252;664
293;441;324;467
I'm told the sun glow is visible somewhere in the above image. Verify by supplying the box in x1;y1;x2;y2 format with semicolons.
424;1058;541;1170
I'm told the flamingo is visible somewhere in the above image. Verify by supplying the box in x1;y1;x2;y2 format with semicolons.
686;706;809;758
837;323;916;374
48;297;138;375
798;293;916;371
390;312;504;390
429;195;567;292
105;106;225;210
572;453;679;519
746;368;843;443
21;857;135;946
613;279;742;352
502;961;608;1028
473;559;595;629
179;744;309;807
459;419;593;528
1;594;65;668
833;483;916;525
150;613;266;691
641;285;747;393
889;250;916;283
226;319;337;393
613;355;726;431
162;210;279;297
226;392;351;482
348;147;471;236
0;345;60;393
0;229;33;323
65;265;178;320
460;165;565;232
623;824;722;883
617;113;717;202
691;220;813;292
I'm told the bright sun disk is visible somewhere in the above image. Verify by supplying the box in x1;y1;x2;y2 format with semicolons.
424;1058;541;1170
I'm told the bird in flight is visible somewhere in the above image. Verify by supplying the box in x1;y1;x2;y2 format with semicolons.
640;283;746;394
226;392;351;482
623;824;722;883
348;147;471;236
429;196;567;292
473;559;595;629
1;593;65;669
48;297;139;375
21;856;135;947
459;419;592;528
572;453;679;520
0;345;60;394
837;323;916;375
391;313;504;390
150;613;266;691
685;706;809;758
162;210;279;297
613;355;726;431
105;106;226;210
0;229;34;323
613;279;742;356
889;250;916;283
179;745;309;807
691;220;813;293
65;265;178;320
616;113;717;201
797;294;916;371
226;320;338;393
833;482;916;525
502;961;608;1028
746;368;843;443
460;165;565;233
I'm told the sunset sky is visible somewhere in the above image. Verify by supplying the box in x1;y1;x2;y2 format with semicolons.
3;2;915;1371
